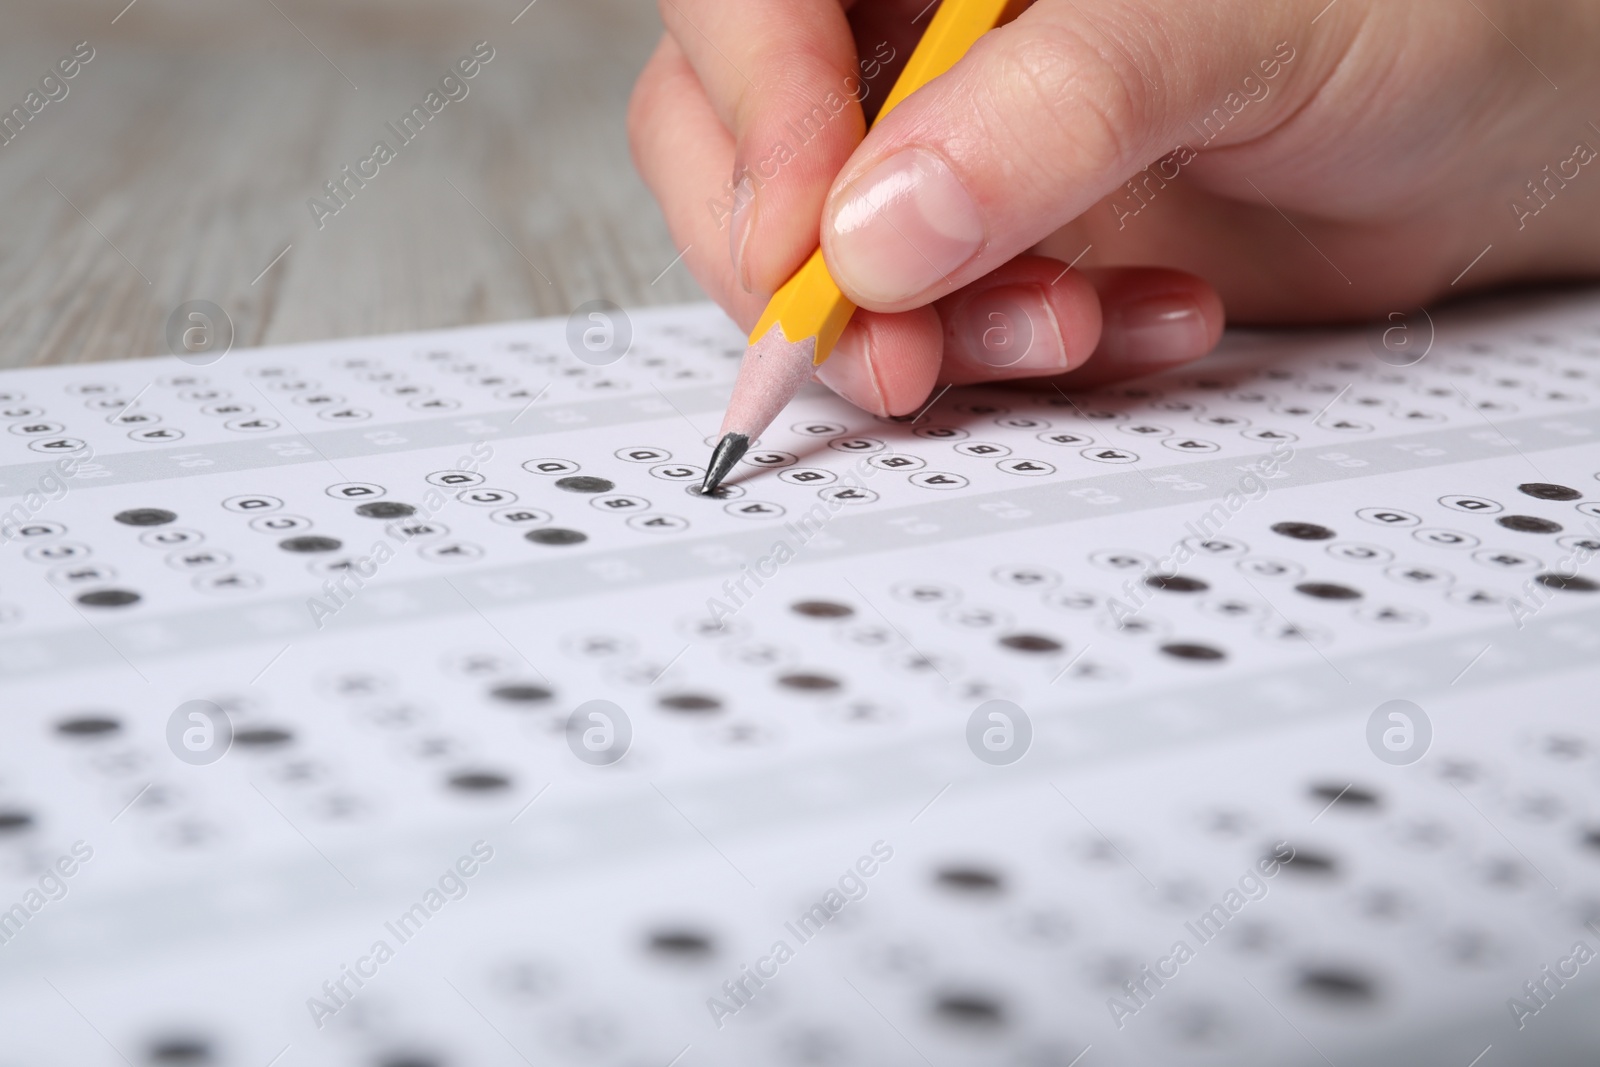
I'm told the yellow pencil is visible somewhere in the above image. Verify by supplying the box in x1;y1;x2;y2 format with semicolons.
699;0;1014;495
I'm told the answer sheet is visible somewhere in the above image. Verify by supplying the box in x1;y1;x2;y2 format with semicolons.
1;291;1598;1066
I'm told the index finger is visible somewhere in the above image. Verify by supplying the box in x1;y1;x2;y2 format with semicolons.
656;0;871;295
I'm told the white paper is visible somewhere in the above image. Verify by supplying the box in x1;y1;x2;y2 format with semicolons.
1;292;1598;1065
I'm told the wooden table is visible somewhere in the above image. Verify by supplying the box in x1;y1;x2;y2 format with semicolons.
0;0;695;369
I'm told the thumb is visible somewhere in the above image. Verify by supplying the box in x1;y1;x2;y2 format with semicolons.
819;0;1333;311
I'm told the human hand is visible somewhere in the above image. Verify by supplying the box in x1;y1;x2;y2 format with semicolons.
629;0;1600;414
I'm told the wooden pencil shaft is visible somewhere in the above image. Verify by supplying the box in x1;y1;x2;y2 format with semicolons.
746;0;1013;365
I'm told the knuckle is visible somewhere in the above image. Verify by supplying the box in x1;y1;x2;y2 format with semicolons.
626;79;664;168
625;76;652;150
626;40;675;157
992;22;1153;175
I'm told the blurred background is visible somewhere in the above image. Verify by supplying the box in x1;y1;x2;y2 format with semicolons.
0;0;695;368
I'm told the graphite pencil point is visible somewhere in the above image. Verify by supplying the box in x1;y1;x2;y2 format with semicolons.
699;433;750;496
700;324;818;494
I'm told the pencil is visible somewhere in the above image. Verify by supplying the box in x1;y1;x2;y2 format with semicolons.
699;0;1014;495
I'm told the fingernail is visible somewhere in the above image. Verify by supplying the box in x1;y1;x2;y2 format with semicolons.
730;165;756;293
813;322;887;415
947;285;1067;375
1100;293;1209;364
826;147;983;305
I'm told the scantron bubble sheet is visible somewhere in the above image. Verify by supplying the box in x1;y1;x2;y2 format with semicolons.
2;290;1599;1067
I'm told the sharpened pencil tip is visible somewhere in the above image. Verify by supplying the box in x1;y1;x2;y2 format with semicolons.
699;433;750;496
